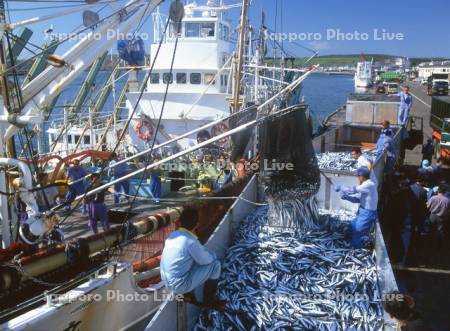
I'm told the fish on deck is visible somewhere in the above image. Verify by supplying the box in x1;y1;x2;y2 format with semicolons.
194;206;385;330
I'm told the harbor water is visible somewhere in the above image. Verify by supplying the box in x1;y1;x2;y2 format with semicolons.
301;73;354;128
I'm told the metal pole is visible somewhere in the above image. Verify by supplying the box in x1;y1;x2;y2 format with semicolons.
89;105;95;166
0;99;9;247
63;107;68;153
232;0;248;113
0;0;11;247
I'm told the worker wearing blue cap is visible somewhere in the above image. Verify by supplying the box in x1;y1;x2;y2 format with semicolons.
161;207;221;304
335;166;379;248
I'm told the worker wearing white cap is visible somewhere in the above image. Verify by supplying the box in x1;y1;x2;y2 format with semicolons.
335;166;378;248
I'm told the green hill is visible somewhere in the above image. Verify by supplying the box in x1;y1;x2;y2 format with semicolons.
270;54;449;67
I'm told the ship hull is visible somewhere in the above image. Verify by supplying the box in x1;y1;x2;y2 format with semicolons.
126;91;230;151
3;264;167;331
354;76;372;88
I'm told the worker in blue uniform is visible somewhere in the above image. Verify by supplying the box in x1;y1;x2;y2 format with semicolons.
335;167;379;248
65;159;87;212
108;153;130;204
397;86;413;126
150;156;162;203
160;207;221;304
376;129;397;173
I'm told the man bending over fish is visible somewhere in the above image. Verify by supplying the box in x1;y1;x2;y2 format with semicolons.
335;167;378;248
161;207;221;305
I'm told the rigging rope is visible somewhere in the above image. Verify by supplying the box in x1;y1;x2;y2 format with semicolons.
57;6;170;227
46;0;152;152
123;33;180;220
106;7;185;258
0;0;142;76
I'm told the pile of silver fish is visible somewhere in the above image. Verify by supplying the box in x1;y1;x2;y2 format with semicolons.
316;151;376;171
194;207;386;331
266;194;323;230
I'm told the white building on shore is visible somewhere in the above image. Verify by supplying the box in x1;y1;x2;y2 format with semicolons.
417;61;450;79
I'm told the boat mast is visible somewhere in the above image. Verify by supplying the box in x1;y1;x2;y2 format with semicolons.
0;0;15;159
232;0;248;113
0;1;10;110
0;0;12;247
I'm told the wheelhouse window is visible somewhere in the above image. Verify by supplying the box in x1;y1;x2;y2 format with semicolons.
185;23;200;37
176;73;187;84
163;73;173;84
74;135;80;143
190;73;201;84
219;23;230;41
67;135;72;143
201;23;215;37
204;73;216;85
84;136;90;145
150;73;159;84
220;53;229;66
185;22;215;38
220;75;228;86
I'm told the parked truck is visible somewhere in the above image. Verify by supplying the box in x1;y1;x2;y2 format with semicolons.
431;96;450;160
379;71;405;83
427;73;449;96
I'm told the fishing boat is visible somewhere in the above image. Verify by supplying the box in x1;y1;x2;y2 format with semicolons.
354;60;374;88
0;0;317;330
126;1;235;152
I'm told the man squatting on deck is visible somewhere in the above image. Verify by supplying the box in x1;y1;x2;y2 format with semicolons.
161;207;221;305
335;167;379;248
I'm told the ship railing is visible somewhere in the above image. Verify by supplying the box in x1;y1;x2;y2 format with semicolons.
48;117;126;131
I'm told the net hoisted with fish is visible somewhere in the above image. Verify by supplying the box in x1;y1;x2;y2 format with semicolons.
258;105;322;230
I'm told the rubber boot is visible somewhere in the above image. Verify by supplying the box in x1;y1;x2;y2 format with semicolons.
182;291;198;304
203;279;225;309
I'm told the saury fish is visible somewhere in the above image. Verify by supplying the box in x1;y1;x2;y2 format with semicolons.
194;207;386;331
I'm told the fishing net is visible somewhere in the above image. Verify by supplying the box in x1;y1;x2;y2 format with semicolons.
117;221;177;263
258;105;322;229
229;106;257;162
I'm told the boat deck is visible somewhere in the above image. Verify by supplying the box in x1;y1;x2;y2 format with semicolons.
60;191;193;241
323;83;433;165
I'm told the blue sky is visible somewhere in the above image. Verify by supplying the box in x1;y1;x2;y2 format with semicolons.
6;0;450;58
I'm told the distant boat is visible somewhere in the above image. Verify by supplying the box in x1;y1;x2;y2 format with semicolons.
354;61;373;88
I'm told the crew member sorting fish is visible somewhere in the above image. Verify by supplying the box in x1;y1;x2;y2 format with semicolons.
160;207;221;304
335;166;378;248
351;147;373;170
